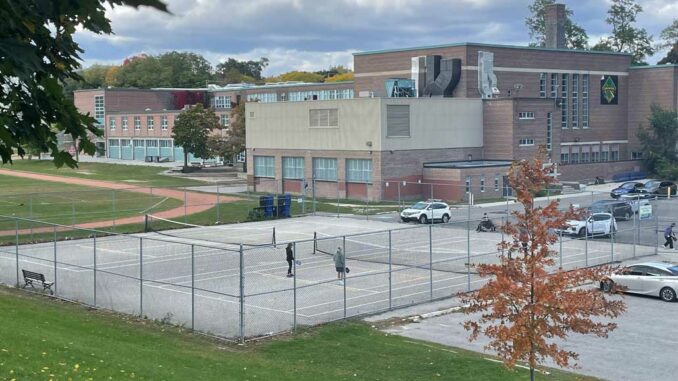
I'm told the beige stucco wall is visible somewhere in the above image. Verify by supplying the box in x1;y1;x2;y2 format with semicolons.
380;98;483;151
246;97;483;152
246;98;382;151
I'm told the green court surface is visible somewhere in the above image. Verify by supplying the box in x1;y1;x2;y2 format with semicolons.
0;287;594;381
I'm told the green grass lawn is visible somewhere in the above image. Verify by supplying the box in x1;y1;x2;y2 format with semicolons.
0;175;182;229
0;287;594;381
1;159;206;187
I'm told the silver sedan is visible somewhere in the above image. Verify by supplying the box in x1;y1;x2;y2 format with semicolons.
601;262;678;302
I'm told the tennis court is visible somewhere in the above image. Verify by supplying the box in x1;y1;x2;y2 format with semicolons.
0;214;650;341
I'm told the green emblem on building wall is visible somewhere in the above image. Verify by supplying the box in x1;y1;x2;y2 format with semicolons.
602;76;617;103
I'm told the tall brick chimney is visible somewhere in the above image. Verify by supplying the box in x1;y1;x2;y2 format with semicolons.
544;3;566;49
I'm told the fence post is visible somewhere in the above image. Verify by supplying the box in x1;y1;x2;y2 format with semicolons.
343;235;347;319
15;219;19;287
93;232;97;307
149;187;154;214
191;244;195;331
388;230;392;310
139;237;143;317
632;197;637;258
312;177;316;216
611;223;615;263
29;195;33;238
336;185;340;218
429;224;433;301
467;200;471;292
239;244;245;344
184;189;188;222
655;198;659;255
559;229;563;268
500;216;505;257
216;183;221;223
53;225;57;295
585;223;589;267
293;242;297;333
112;189;117;230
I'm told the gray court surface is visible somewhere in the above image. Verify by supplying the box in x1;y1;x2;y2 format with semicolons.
0;215;660;341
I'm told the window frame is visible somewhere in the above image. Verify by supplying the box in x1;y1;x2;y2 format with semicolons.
346;159;372;184
282;157;305;180
518;112;535;120
253;156;275;178
312;158;338;182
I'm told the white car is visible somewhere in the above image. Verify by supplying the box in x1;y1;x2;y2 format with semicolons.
601;262;678;302
400;200;451;224
556;212;617;237
619;194;651;214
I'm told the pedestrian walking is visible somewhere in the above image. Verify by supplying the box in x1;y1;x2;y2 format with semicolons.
285;243;294;277
333;246;346;283
663;223;676;250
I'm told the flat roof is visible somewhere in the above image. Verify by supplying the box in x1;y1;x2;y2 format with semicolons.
628;64;678;70
208;81;354;92
353;42;633;57
424;160;513;169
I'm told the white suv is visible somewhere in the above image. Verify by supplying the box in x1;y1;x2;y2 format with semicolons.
557;212;617;238
400;200;451;224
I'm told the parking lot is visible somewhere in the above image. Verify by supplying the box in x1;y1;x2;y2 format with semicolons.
382;252;678;381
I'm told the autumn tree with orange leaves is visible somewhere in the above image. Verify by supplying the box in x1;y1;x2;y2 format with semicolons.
461;151;626;381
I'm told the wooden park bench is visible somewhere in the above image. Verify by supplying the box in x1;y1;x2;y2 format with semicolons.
21;269;54;295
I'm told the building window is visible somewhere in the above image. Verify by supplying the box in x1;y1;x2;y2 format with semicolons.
221;114;229;127
581;146;590;163
518;112;535;120
121;116;128;131
561;74;568;129
494;175;500;191
386;105;410;137
247;93;277;103
309;109;338;128
346;159;372;183
213;95;231;109
571;74;579;128
601;145;609;162
134;116;141;131
632;151;643;159
560;151;569;164
611;144;619;161
108;139;119;147
146;139;158;148
109;117;116;131
582;74;589;128
546;112;552;151
480;175;485;193
282;157;304;180
133;139;144;148
591;147;600;162
465;176;471;193
550;73;558;98
159;139;172;148
253;156;275;178
539;73;546;98
313;158;337;181
147;116;154;130
94;95;105;123
161;116;168;130
236;151;246;163
570;147;579;164
519;138;535;146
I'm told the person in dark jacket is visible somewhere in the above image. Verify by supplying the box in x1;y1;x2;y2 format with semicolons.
286;243;294;277
663;223;676;250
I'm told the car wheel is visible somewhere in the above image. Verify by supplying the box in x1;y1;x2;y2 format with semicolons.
418;215;428;224
578;227;587;238
601;279;615;293
441;214;450;223
660;287;676;302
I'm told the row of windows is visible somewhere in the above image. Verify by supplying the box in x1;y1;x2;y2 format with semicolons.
212;95;231;109
288;89;354;102
109;116;170;131
560;144;620;164
465;174;503;193
309;109;338;128
519;138;535;146
94;96;105;123
253;156;373;183
518;112;534;120
247;92;278;103
108;139;173;147
540;73;590;129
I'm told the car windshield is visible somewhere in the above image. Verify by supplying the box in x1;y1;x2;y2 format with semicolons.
644;181;660;188
667;266;678;276
588;204;608;213
621;183;637;189
410;202;428;210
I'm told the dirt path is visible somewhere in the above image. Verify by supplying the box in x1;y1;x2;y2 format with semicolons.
0;169;241;233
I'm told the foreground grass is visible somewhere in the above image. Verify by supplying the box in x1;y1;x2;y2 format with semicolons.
0;288;592;381
0;175;181;228
1;160;205;187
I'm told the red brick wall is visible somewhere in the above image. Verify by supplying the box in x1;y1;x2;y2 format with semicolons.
558;160;644;183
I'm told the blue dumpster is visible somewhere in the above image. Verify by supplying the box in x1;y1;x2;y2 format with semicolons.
277;194;292;218
259;195;275;218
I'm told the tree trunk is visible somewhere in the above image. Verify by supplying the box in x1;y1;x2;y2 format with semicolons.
183;150;189;173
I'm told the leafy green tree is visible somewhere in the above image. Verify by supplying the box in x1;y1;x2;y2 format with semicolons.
525;0;589;49
637;104;678;179
215;58;269;82
114;52;213;88
269;71;324;83
228;101;247;171
325;72;354;82
658;18;678;50
658;42;678;64
172;104;220;171
592;0;654;65
0;0;167;167
315;65;352;79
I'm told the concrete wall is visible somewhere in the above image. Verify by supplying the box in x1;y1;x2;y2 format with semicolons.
558;160;644;183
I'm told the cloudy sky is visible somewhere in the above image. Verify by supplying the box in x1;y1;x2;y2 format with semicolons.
76;0;677;75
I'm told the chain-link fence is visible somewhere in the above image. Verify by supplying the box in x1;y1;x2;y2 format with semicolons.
0;192;670;342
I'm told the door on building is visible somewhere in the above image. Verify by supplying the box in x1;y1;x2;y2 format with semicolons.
502;176;513;197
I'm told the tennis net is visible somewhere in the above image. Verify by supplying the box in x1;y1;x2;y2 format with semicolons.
144;214;276;247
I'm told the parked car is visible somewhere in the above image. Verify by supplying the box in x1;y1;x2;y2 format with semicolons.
610;181;644;199
400;200;451;224
587;200;634;221
641;180;677;197
556;212;617;238
600;262;678;302
619;194;652;214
